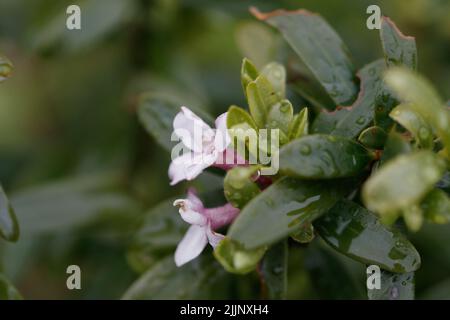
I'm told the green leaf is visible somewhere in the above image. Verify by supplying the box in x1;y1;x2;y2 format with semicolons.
330;60;385;138
315;200;421;273
236;23;276;69
288;108;309;140
311;108;350;134
279;134;373;179
266;99;293;141
11;174;137;235
380;17;417;70
368;270;414;300
226;105;257;131
251;7;358;105
261;62;286;99
260;240;288;299
379;129;412;166
138;94;213;152
241;58;259;96
421;189;450;224
390;104;434;149
305;242;363;299
385;67;450;158
122;255;231;299
0;185;19;242
228;177;350;249
0;55;13;82
224;166;261;209
358;126;387;149
246;74;280;128
363;151;446;216
214;238;266;275
0;274;22;300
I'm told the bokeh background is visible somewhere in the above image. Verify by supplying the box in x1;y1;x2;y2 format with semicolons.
0;0;449;299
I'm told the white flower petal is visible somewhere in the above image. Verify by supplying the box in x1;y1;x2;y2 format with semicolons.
214;112;231;153
173;106;214;153
206;224;225;248
174;225;208;267
186;188;204;212
173;199;207;226
168;152;211;185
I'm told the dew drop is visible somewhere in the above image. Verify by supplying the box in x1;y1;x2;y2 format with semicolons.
356;116;365;125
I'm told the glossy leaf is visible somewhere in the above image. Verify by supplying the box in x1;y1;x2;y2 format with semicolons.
224;166;261;209
421;189;450;224
266;99;293;141
330;60;385;138
0;185;19;242
123;255;231;299
279;134;373;179
261;240;288;299
288;108;309;140
358;126;387;149
228;177;350;249
315;200;421;273
363;151;446;216
0;274;22;300
385;67;450;158
0;55;13;82
306;242;363;299
368;270;414;300
380;17;417;70
138;94;213;152
390;104;434;149
251;7;358;105
214;237;266;275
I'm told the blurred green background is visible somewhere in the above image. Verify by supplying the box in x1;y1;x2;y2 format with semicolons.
0;0;449;299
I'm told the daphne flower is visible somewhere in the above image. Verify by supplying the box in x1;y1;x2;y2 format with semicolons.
174;189;239;266
169;106;230;185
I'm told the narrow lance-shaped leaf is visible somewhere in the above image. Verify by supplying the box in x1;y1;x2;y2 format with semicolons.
279;134;373;179
288;108;309;140
380;17;417;70
260;240;288;299
390;104;434;149
251;7;358;105
385;67;450;158
0;185;19;242
228;177;351;249
368;270;415;300
315;200;421;273
363;151;446;217
241;58;259;96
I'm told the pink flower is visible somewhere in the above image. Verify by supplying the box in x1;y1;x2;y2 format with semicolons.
174;189;239;266
169;107;230;185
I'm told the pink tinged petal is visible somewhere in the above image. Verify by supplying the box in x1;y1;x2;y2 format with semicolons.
213;148;248;170
214;112;231;153
173;106;214;153
173;199;207;226
174;225;208;267
205;203;240;230
205;224;224;248
186;188;205;212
